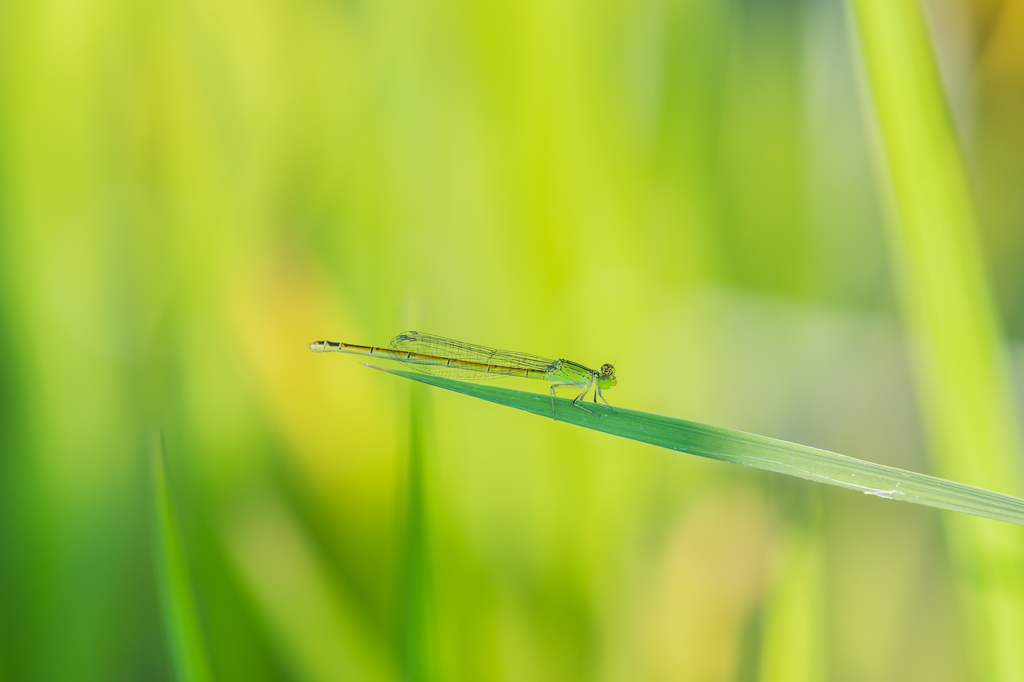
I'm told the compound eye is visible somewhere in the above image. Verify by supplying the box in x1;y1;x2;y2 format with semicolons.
601;363;615;376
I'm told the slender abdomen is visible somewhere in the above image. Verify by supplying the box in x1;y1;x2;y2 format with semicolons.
310;339;549;379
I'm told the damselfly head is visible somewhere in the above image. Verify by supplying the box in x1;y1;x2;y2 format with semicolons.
598;363;617;388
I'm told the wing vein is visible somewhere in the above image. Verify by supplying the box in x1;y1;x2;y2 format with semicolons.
387;331;555;380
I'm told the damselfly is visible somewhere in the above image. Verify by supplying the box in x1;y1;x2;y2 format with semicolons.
309;331;617;418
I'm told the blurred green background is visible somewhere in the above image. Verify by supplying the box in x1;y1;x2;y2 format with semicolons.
2;0;1024;679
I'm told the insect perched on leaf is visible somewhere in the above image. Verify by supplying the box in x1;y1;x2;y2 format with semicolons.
310;331;617;418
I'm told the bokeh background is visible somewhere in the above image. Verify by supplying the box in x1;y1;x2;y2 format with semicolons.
2;0;1024;679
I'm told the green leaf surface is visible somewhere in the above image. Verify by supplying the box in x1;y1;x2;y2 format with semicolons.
369;365;1024;526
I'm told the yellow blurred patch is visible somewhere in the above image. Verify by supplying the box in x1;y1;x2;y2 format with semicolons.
228;243;399;526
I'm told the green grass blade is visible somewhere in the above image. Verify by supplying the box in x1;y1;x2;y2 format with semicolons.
151;433;214;682
399;385;436;682
849;0;1024;677
368;366;1024;526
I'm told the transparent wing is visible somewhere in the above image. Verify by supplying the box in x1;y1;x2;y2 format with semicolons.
388;331;555;380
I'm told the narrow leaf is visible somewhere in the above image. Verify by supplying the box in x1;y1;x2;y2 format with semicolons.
369;366;1024;526
151;433;214;682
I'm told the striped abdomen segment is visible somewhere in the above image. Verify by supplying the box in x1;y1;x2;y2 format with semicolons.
310;340;550;379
